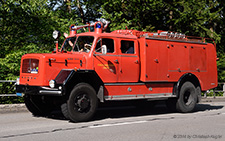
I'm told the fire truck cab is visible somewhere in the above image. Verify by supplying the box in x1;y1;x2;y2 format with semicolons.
16;20;218;122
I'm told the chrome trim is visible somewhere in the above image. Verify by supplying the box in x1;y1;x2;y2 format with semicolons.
105;93;175;100
105;83;145;86
39;90;62;96
41;87;59;90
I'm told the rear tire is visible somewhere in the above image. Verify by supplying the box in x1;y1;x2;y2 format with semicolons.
67;83;98;122
176;81;198;112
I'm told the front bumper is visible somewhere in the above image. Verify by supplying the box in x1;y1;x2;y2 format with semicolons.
16;85;62;96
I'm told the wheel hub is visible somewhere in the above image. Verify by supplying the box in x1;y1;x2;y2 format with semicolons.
184;91;193;105
76;95;90;111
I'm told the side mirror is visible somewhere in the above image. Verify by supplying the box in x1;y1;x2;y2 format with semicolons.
101;45;107;55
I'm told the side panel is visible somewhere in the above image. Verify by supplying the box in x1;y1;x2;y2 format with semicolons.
168;42;217;90
139;38;217;90
189;46;207;71
104;83;174;100
199;44;217;90
168;44;189;72
139;38;169;81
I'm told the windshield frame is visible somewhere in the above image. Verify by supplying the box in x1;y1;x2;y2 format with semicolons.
60;36;76;52
72;35;95;53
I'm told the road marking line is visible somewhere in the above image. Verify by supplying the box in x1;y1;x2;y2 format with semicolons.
89;120;147;129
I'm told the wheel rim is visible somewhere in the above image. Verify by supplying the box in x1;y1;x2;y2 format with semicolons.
74;93;90;113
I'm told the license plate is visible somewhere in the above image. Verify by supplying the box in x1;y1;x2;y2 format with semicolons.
16;93;23;97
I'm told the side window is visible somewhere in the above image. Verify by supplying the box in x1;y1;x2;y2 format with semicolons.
121;40;134;54
95;38;114;53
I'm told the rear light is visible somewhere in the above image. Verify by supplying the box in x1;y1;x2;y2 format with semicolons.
22;59;39;73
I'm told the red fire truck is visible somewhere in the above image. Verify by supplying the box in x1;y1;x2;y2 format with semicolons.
16;20;218;122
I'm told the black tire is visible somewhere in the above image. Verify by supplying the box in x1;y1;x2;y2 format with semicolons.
196;86;202;103
24;95;52;116
67;83;98;122
61;103;69;119
176;81;198;113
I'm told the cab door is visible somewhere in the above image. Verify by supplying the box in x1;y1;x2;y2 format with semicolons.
118;39;140;82
93;38;119;83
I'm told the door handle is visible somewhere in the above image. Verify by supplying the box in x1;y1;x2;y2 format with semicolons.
114;59;119;63
134;60;139;64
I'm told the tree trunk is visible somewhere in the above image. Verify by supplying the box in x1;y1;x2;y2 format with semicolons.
77;0;85;23
65;0;71;13
169;10;173;31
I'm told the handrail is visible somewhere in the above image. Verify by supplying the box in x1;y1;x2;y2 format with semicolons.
0;80;16;82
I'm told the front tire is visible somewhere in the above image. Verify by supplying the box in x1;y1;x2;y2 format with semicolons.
61;103;69;119
67;83;98;122
176;81;198;112
24;95;53;116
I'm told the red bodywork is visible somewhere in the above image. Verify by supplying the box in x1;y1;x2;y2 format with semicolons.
18;22;218;101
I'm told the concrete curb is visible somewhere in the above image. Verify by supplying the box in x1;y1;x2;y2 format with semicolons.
201;97;225;103
0;104;28;114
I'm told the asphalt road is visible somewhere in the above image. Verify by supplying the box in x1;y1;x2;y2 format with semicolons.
0;100;225;141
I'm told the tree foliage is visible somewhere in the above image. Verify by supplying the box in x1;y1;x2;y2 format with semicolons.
101;0;168;31
102;0;223;41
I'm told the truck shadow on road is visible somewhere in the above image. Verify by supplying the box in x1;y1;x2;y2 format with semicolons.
93;102;224;120
194;103;224;112
48;101;224;121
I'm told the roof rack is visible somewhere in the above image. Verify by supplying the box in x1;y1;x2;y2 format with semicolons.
112;29;214;44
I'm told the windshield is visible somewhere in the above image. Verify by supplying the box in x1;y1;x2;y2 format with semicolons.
61;37;76;52
73;36;94;52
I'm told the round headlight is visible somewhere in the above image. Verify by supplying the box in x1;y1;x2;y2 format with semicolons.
16;77;20;85
49;80;56;88
53;30;61;39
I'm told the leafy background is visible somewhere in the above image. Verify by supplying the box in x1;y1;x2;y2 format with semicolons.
0;0;225;103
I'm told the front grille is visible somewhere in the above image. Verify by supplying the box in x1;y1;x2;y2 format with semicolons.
22;59;39;74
